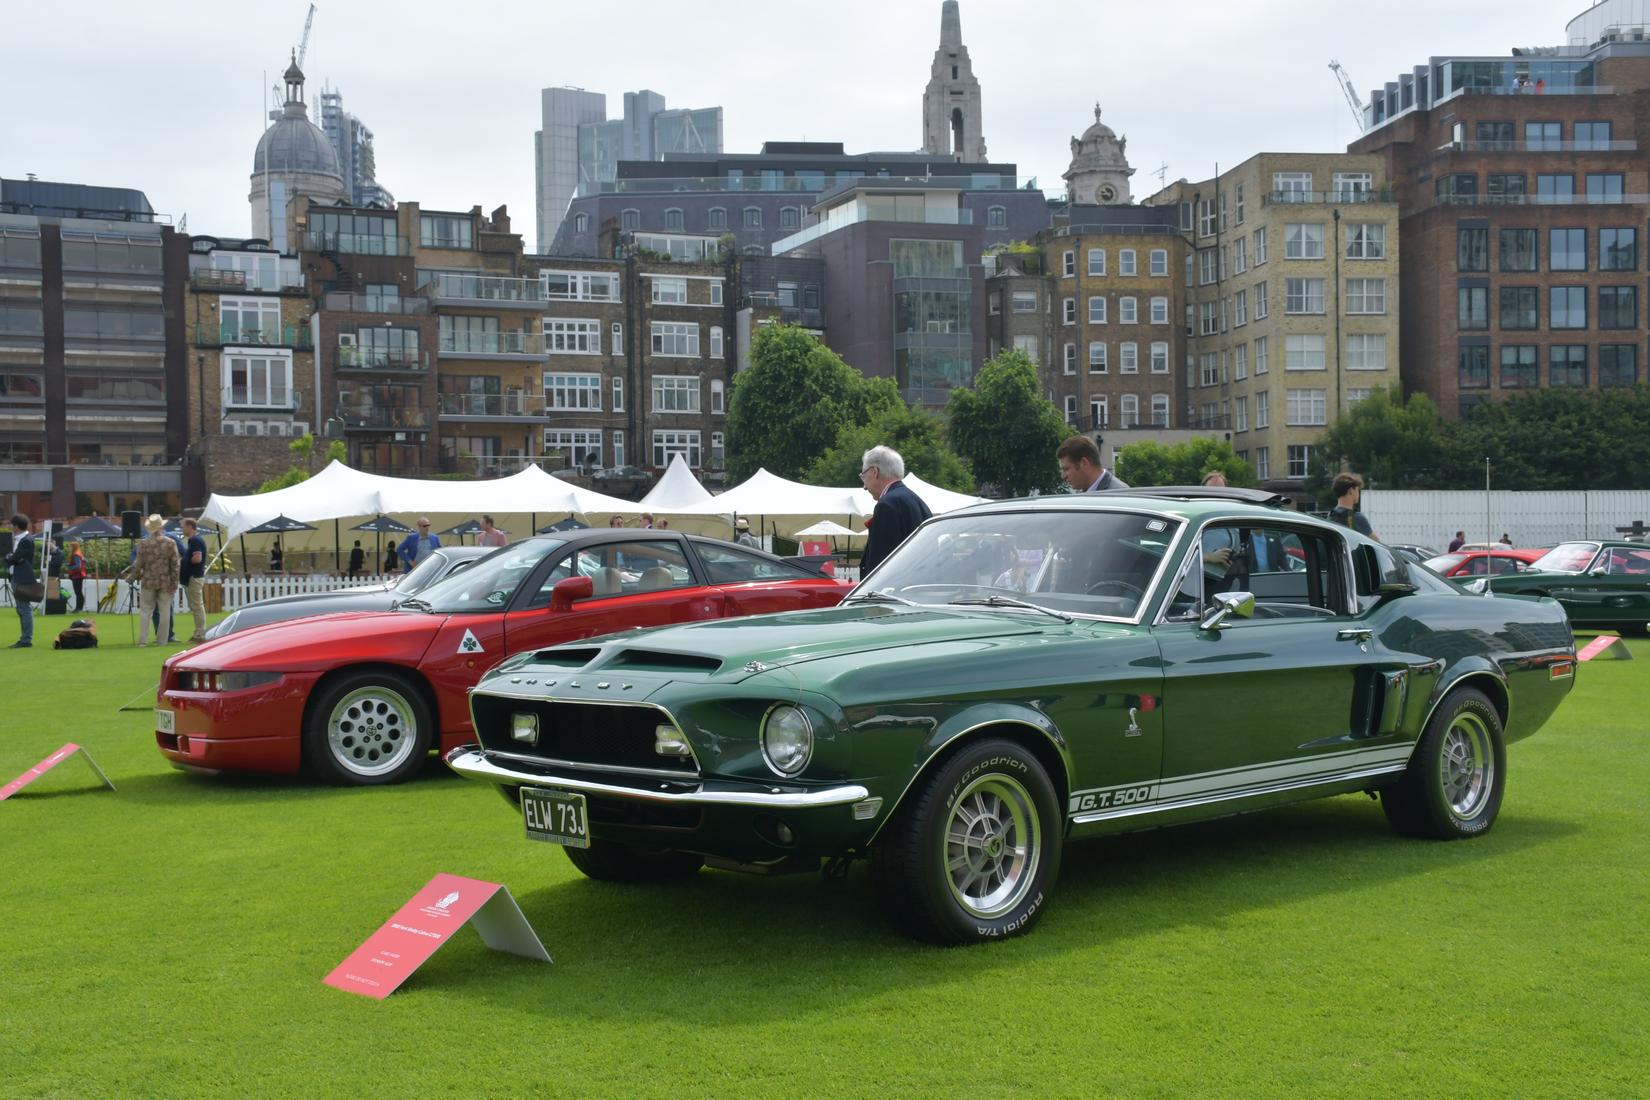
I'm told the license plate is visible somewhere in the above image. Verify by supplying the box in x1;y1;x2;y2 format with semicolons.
155;708;175;734
521;787;589;849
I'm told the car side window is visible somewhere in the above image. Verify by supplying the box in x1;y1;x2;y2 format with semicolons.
694;542;817;584
1608;547;1650;574
1176;523;1345;620
590;540;696;595
1465;556;1489;576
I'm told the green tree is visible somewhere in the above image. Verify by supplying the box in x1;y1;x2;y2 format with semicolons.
1116;438;1256;487
726;326;900;481
945;349;1068;496
805;404;974;491
256;434;347;492
1441;386;1650;490
1306;386;1449;494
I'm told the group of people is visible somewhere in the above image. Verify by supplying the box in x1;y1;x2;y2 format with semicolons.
1447;531;1516;552
120;514;210;647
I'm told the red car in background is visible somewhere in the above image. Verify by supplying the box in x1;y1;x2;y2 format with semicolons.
1422;547;1546;578
155;532;851;785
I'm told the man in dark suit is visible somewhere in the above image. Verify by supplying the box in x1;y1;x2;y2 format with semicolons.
1056;435;1128;492
859;446;931;576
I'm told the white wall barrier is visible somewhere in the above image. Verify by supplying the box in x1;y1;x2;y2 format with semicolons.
1361;490;1650;550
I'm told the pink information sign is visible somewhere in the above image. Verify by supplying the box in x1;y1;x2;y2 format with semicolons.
1577;635;1633;662
0;742;115;802
323;872;550;999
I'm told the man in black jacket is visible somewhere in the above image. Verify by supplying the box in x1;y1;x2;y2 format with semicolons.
859;446;931;576
6;514;36;647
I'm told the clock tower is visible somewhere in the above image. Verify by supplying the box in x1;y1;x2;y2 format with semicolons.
1063;103;1134;205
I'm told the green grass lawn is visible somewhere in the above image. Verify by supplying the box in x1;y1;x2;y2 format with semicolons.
2;610;1646;1098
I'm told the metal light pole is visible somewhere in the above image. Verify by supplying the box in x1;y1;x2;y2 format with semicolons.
1485;456;1492;546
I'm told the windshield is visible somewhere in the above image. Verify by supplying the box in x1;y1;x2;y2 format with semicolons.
1530;542;1599;573
396;551;456;595
415;539;563;612
1424;553;1466;575
852;510;1182;620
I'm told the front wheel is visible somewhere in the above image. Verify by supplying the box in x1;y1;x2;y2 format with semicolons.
872;738;1061;944
1382;687;1506;839
563;840;704;882
304;669;433;786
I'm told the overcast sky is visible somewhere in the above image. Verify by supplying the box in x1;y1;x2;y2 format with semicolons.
3;0;1575;245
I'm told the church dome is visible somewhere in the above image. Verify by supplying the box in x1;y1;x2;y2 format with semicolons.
1079;109;1118;146
254;106;342;178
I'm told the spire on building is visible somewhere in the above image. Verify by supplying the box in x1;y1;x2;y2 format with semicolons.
922;1;987;162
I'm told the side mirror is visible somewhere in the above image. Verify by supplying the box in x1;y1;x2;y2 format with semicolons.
1199;590;1255;632
548;575;593;611
1590;566;1608;576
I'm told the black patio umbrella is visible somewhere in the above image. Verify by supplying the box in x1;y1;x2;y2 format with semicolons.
241;515;316;575
163;518;220;537
350;516;411;575
60;516;122;540
539;516;589;533
440;519;484;542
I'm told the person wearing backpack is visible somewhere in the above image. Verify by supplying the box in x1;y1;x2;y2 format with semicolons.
7;514;38;647
1327;472;1378;540
65;539;88;612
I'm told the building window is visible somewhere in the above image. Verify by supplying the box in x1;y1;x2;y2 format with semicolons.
1346;278;1386;314
652;277;688;304
1235;343;1248;379
1254;446;1269;480
652;430;701;469
1550;286;1587;329
779;207;801;230
1089;342;1107;373
1235;396;1249;432
1255;335;1269;374
543;271;620;301
420;213;472;249
1233;237;1248;273
1586;173;1625;202
1458;345;1490;389
652;375;701;412
1601;228;1637;270
1013;335;1039;362
1286;389;1326;426
1550;345;1588;387
1088;296;1107;324
1536;173;1574;201
1599;285;1636;329
1256;391;1270;427
1346;223;1385;259
219;297;283;344
1120;394;1140;427
1346;333;1387;370
1063;343;1077;374
1254;227;1268;265
651;321;700;356
710;431;725;468
1285;278;1324;314
545;429;603;470
1012;291;1037;313
1119;297;1138;324
1285;334;1326;371
1088;248;1106;276
1185;254;1195;287
664;208;685;231
1488;174;1526;201
574;212;590;234
621;209;640;231
1500;345;1538;388
708;207;727;230
1090;396;1109;428
612;376;624;411
612;431;625;468
1119;249;1137;276
1234;289;1248;327
1287;444;1312;479
223;352;292;408
1499;229;1538;272
1149;342;1169;374
988;206;1006;228
1550;228;1586;271
709;326;724;358
1179;202;1193;231
1200;353;1219;387
1198;248;1217;286
1574;121;1612;149
1285;223;1325;260
1064;395;1078;422
711;378;725;413
1063;297;1077;325
1599;344;1638;386
1062;250;1076;278
1151;393;1169;427
1235;184;1246;225
742;207;762;228
545;373;602;411
1253;280;1268;320
611;322;623;356
1120;342;1139;373
1457;227;1488;271
1498;287;1538;330
709;280;723;305
545;319;602;354
1198;200;1217;237
1149;248;1168;276
1458;287;1489;330
1149;296;1168;325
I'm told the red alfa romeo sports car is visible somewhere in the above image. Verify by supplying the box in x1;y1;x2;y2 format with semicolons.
155;532;851;785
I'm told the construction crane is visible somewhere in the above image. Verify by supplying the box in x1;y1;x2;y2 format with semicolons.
269;6;318;120
1328;60;1365;128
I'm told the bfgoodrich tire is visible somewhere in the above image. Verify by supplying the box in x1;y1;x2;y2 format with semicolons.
563;841;703;882
304;669;433;786
1382;687;1506;839
872;738;1062;945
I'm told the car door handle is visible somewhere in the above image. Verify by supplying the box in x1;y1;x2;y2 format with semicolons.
1337;627;1374;643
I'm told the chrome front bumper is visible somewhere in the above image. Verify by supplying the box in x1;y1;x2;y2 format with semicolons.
443;746;871;809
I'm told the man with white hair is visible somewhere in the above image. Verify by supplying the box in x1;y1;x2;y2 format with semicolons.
858;445;931;575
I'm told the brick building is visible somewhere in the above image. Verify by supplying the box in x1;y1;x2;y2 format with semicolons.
1350;1;1650;417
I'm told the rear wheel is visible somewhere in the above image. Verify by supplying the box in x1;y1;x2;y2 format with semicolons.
1382;687;1505;839
563;840;703;882
872;738;1061;944
304;670;432;786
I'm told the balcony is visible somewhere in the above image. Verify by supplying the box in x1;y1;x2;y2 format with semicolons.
195;323;313;349
1450;139;1638;153
335;346;428;372
437;331;546;359
1434;192;1650;208
324;292;430;315
419;272;547;309
436;392;546;420
222;387;301;413
1261;189;1395;206
302;231;410;257
339;404;430;431
190;267;307;294
739;294;823;328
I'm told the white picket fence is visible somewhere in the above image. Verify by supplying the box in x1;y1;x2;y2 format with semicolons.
1361;490;1650;550
214;573;389;608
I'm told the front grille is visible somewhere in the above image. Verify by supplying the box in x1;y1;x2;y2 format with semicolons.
472;696;698;775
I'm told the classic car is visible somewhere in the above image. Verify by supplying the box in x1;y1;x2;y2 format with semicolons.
155;532;852;785
446;488;1577;944
1388;543;1439;563
1422;547;1546;579
202;546;491;639
1482;540;1650;630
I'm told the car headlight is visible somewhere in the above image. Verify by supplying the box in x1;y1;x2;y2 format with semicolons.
760;704;813;777
178;670;281;692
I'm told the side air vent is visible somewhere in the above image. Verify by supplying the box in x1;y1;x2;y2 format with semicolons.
527;647;603;668
609;650;723;673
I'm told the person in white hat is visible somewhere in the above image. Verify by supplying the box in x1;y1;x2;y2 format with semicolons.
734;518;759;548
122;514;181;647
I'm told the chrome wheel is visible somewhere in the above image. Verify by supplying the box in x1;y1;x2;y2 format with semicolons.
944;774;1040;919
1441;711;1494;820
326;684;418;778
